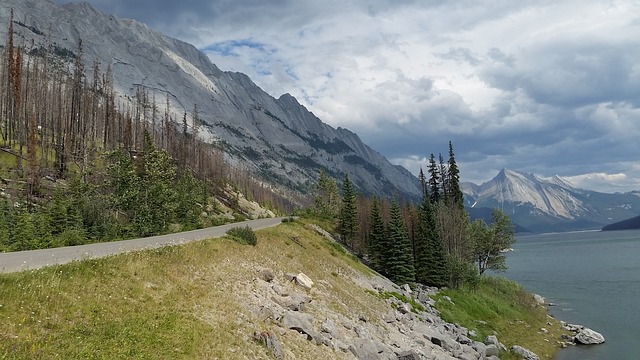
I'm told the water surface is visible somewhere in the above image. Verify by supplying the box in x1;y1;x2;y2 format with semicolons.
502;229;640;359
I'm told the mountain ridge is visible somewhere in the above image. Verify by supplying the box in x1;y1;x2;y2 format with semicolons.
463;168;640;233
0;0;422;200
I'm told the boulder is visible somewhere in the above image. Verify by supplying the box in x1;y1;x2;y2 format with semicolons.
253;330;283;359
282;311;319;343
349;339;384;360
295;272;314;289
532;293;545;305
484;344;500;357
283;293;311;311
575;328;605;345
397;349;421;360
259;268;275;282
511;345;540;360
321;317;338;337
484;335;507;351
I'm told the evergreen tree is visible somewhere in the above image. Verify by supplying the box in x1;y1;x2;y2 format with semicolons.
313;169;339;218
385;199;416;285
427;154;440;204
447;141;464;207
414;197;447;287
367;197;385;273
339;173;358;249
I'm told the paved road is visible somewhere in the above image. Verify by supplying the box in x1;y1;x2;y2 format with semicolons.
0;217;284;273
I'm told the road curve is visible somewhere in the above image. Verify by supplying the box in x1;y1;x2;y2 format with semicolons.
0;217;285;273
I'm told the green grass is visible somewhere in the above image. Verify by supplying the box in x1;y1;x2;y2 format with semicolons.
433;276;570;360
0;219;379;359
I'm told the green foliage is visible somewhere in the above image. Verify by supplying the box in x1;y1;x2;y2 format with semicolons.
313;169;340;219
367;198;385;272
414;198;447;287
339;173;358;249
471;208;516;275
226;226;258;245
385;199;415;285
434;277;566;359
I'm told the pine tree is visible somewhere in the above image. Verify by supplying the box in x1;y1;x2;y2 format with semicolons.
427;154;440;204
385;199;416;285
414;196;448;287
367;197;385;273
339;173;358;249
447;141;464;207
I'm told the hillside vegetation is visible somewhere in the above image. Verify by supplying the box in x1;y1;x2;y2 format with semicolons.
0;218;568;359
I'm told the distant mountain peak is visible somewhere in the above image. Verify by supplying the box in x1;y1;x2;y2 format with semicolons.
463;169;640;233
0;0;421;200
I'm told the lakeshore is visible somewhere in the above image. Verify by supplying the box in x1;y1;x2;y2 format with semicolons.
504;229;640;359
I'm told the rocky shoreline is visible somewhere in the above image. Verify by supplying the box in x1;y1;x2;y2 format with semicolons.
532;294;605;348
244;263;606;360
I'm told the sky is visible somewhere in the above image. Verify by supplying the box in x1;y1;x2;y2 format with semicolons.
57;0;640;193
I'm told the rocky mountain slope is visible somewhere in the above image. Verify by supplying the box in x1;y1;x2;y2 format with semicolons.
0;0;421;199
462;169;640;233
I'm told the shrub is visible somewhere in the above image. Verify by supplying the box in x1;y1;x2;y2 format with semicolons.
226;226;257;245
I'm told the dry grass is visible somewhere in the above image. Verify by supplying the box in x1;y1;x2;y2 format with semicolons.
0;219;386;359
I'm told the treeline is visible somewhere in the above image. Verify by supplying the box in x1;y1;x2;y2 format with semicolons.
314;142;515;288
0;11;295;251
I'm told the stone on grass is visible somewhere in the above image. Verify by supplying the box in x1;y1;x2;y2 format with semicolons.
253;330;283;359
511;345;540;360
295;272;314;289
282;311;320;343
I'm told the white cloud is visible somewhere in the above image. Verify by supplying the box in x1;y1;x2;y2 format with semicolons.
66;0;640;192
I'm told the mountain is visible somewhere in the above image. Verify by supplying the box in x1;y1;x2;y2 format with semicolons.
462;169;640;233
0;0;421;200
602;215;640;231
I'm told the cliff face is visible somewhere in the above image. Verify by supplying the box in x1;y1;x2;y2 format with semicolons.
0;0;421;199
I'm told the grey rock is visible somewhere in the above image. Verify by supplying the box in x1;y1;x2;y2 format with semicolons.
253;330;283;359
457;334;472;345
511;345;539;360
321;317;338;337
282;311;319;343
532;293;545;305
485;344;500;357
383;310;397;323
484;335;507;351
575;328;605;345
349;339;383;360
485;356;500;360
471;341;487;356
283;293;311;311
396;349;420;360
259;268;275;282
295;272;314;289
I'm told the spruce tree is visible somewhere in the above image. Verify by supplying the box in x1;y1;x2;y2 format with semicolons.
386;199;416;285
367;197;385;273
414;197;448;287
427;154;440;204
447;141;464;207
339;173;358;249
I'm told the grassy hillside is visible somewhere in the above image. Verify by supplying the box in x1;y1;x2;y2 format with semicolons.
0;219;568;359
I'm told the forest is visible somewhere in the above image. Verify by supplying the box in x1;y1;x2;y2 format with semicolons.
0;11;295;251
314;142;515;289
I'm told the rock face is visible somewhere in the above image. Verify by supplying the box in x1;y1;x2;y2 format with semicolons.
511;345;540;360
0;0;422;200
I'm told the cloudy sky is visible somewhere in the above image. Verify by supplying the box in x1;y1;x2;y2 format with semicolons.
58;0;640;193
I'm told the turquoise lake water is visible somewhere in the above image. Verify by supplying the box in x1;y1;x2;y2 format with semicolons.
502;229;640;360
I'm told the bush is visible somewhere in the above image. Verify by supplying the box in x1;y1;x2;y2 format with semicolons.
226;226;257;245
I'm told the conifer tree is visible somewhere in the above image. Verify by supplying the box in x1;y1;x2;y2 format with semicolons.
339;173;358;249
447;141;464;207
386;199;416;285
427;154;440;204
414;196;448;287
367;197;385;273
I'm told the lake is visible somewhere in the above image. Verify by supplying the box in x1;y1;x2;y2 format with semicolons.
502;229;640;360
